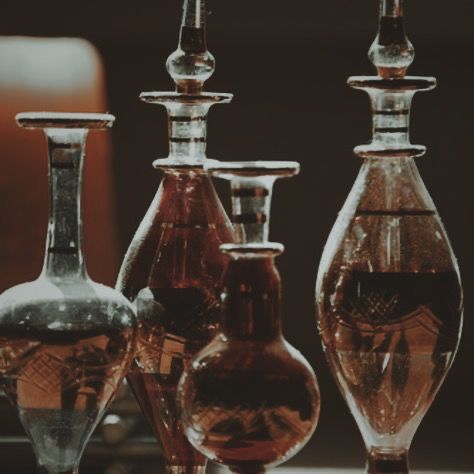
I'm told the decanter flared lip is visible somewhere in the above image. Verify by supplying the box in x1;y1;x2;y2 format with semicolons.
206;161;300;178
152;157;220;170
139;91;233;105
348;75;436;91
15;112;115;129
354;144;427;159
220;242;284;257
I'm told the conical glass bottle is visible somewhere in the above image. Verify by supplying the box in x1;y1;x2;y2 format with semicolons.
116;1;234;472
315;2;463;473
0;112;136;474
179;161;320;474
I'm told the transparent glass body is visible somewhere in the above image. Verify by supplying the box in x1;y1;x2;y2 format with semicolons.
0;113;136;474
117;166;234;471
316;156;463;472
179;162;320;474
315;2;463;472
116;2;237;471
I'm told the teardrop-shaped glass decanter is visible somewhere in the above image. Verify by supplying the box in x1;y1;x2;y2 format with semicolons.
315;2;463;473
179;161;320;474
0;113;137;474
116;1;234;472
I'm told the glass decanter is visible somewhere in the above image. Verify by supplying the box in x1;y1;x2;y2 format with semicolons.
315;2;463;473
179;161;320;474
116;1;234;472
0;112;137;474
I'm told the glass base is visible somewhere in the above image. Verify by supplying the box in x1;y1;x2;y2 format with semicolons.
367;449;409;474
38;467;79;474
166;465;206;474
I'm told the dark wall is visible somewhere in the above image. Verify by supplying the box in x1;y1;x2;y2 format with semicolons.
2;0;473;471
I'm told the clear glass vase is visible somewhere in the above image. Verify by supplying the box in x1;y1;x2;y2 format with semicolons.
0;112;137;474
315;2;463;473
179;161;320;474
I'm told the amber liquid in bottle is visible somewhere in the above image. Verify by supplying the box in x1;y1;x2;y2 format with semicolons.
0;324;134;468
118;170;233;467
180;257;320;473
320;270;462;445
127;287;221;464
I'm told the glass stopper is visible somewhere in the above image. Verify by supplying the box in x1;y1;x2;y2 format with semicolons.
368;0;415;78
139;0;232;168
206;161;300;254
166;0;216;94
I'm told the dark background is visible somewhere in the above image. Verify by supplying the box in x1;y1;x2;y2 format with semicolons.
1;0;473;471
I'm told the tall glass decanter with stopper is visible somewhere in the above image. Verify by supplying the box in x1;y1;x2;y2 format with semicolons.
179;161;320;474
0;112;137;474
116;1;234;472
315;2;463;473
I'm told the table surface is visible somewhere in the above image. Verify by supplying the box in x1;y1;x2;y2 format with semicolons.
214;467;474;474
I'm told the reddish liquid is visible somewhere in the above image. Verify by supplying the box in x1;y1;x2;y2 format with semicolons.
117;170;234;466
320;271;462;448
181;346;319;473
127;287;221;466
0;326;134;471
179;257;320;473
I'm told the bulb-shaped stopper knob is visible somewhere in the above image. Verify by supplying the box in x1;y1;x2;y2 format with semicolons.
369;0;414;78
206;161;300;254
166;0;215;94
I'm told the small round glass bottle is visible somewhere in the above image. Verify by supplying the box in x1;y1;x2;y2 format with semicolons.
315;2;463;473
0;112;137;474
179;161;320;474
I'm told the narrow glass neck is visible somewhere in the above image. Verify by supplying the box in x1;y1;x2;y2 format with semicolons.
380;0;403;17
230;177;275;244
221;256;282;340
367;449;409;474
42;128;87;279
370;90;414;150
166;103;211;164
180;0;207;52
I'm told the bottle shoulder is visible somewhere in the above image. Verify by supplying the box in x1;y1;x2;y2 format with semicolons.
117;177;234;298
0;277;136;330
189;335;317;381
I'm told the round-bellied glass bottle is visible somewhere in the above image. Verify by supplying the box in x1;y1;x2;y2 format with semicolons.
179;161;320;474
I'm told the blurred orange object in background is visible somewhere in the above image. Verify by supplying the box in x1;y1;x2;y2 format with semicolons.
0;36;120;289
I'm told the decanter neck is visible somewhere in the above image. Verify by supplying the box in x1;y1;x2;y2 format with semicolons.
379;0;404;16
349;77;436;160
221;256;282;340
42;129;88;280
369;90;413;152
164;102;212;165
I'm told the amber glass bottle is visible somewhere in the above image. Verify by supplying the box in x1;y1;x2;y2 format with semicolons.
179;162;320;474
116;1;235;472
